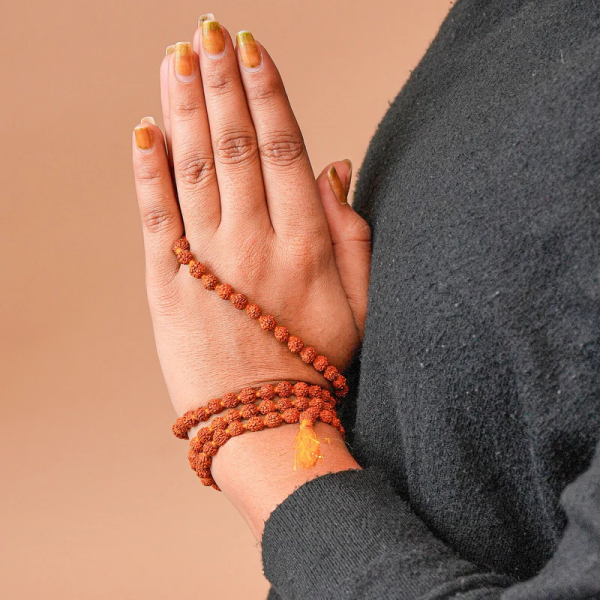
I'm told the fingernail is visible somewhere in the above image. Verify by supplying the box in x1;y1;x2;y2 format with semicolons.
342;159;353;196
174;42;195;82
328;165;347;204
140;116;155;125
166;44;175;56
198;13;215;26
236;31;263;71
202;20;226;59
134;124;154;152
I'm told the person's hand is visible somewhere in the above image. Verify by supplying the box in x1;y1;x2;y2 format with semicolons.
131;16;370;536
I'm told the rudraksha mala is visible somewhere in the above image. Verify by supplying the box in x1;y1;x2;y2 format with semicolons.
171;237;349;491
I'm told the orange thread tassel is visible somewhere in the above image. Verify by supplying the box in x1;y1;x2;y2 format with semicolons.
294;420;322;469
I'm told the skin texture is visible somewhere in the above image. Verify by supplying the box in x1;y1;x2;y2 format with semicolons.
131;16;371;541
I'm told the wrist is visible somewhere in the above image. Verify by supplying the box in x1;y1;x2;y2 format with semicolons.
211;420;361;541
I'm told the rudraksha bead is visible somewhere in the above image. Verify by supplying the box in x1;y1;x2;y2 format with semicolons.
308;385;322;398
324;366;340;382
203;441;218;457
172;418;189;439
189;261;206;278
305;407;320;422
300;346;317;364
293;382;309;397
227;421;245;436
207;398;222;414
196;468;212;479
245;416;265;432
195;406;211;421
282;407;300;424
309;397;324;411
337;384;349;397
331;417;341;429
258;399;276;414
173;237;190;252
212;429;230;447
313;355;328;372
200;477;215;487
275;381;292;397
230;293;248;310
264;412;283;428
197;427;213;444
201;274;218;290
223;409;242;423
209;416;227;431
222;392;239;408
333;374;347;390
288;336;303;353
182;410;200;428
258;384;275;400
323;399;336;410
274;326;289;342
216;283;234;300
246;304;261;319
294;396;309;411
319;409;334;424
276;397;293;411
299;409;317;425
189;437;203;452
176;249;193;265
239;387;257;404
259;315;276;330
240;404;259;419
195;452;212;469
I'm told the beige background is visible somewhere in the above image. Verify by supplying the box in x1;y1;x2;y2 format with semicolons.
1;1;450;598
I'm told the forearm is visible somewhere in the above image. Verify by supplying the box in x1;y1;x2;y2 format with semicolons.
191;418;361;541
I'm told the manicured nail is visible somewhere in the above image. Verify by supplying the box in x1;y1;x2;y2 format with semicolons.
236;31;263;71
198;13;215;27
140;116;155;125
342;159;353;196
202;20;225;58
328;165;347;204
166;44;175;56
174;42;195;82
134;124;153;152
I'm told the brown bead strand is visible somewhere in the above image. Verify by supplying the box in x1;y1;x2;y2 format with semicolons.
172;237;349;399
186;395;345;489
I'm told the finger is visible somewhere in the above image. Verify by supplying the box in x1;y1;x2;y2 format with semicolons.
169;42;221;239
236;33;327;238
132;119;183;287
197;19;270;231
316;160;371;339
161;46;175;169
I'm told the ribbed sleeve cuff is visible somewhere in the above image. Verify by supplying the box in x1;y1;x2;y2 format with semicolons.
262;467;513;599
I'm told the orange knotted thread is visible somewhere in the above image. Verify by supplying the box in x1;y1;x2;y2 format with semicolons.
294;419;322;469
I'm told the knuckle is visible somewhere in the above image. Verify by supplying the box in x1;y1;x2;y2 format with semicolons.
177;153;216;188
283;231;329;272
214;131;258;166
203;70;235;97
141;206;178;234
346;215;372;243
171;96;204;120
248;79;285;106
258;134;306;168
136;162;165;184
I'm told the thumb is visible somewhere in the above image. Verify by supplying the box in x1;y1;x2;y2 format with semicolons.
316;160;371;340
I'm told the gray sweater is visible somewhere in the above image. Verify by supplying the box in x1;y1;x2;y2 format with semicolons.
263;1;600;598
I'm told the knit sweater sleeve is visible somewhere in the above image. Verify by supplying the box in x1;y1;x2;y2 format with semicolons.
262;440;600;600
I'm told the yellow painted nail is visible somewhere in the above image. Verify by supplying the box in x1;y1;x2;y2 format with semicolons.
166;44;175;56
236;31;262;71
327;165;347;205
174;42;195;82
134;124;153;151
140;116;155;125
198;13;215;27
202;20;225;58
342;159;353;196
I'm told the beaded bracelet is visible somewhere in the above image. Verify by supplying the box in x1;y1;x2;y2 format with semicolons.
171;237;350;490
172;237;349;400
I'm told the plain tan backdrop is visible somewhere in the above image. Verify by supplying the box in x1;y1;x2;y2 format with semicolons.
1;1;451;598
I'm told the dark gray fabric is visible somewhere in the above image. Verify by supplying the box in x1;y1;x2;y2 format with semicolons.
262;1;600;598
